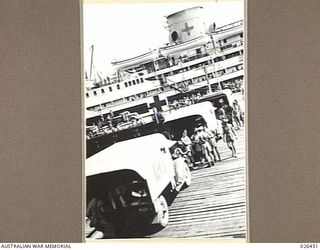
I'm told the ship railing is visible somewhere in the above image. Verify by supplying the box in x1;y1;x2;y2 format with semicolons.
86;111;157;137
86;42;243;91
214;38;243;52
88;69;148;88
214;20;244;33
145;41;243;75
86;78;244;138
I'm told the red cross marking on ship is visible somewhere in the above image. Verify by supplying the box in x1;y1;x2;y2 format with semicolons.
182;22;194;36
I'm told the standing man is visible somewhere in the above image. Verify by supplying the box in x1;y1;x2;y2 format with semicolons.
180;129;195;168
196;126;215;167
233;99;243;127
216;104;226;120
221;118;238;158
204;126;221;162
223;103;235;126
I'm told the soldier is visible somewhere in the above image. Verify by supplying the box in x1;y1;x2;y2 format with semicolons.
221;118;238;158
216;104;226;120
204;126;221;162
180;129;195;167
86;195;116;239
196;126;215;167
223;103;235;126
233;99;243;127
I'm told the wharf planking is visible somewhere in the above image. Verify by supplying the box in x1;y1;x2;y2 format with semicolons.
149;128;246;239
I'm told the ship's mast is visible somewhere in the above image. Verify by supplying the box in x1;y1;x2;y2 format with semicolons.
89;45;94;80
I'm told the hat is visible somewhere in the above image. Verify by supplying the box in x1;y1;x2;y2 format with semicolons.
173;148;184;158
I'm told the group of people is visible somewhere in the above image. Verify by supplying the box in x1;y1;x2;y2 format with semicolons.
88;114;146;139
217;99;244;129
171;99;244;169
168;93;205;111
172;125;237;170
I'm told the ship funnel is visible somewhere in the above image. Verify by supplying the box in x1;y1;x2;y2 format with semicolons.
167;6;206;44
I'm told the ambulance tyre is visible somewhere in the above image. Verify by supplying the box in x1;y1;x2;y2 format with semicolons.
157;195;169;228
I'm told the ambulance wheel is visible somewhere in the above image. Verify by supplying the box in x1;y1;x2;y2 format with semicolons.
157;195;169;228
184;165;192;188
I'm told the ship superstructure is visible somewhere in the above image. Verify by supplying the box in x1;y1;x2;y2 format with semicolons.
85;6;244;125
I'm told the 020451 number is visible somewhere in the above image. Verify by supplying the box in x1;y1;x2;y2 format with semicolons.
300;244;318;249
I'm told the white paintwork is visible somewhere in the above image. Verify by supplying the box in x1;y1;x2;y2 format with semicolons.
163;101;220;132
167;6;206;44
160;36;210;57
111;50;157;71
86;133;176;202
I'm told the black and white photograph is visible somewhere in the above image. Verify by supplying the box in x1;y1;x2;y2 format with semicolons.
84;0;245;240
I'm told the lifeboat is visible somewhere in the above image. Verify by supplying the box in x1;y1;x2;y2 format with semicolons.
159;35;210;57
111;50;157;71
212;21;243;41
